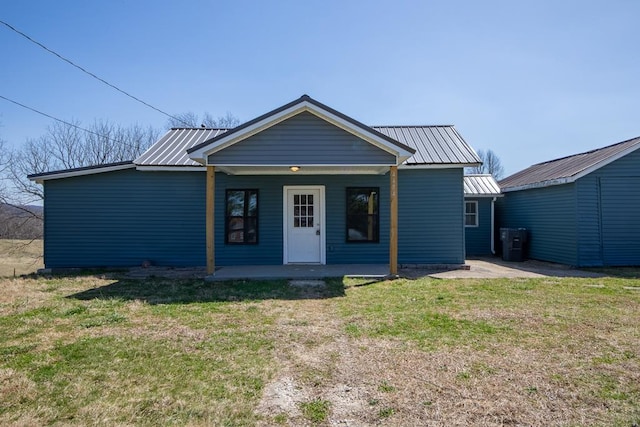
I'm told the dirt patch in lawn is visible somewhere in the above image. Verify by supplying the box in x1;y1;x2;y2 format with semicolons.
256;280;639;426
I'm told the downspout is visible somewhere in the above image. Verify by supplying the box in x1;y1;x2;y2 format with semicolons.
491;197;497;255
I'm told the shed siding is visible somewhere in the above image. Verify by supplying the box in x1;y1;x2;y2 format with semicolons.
575;176;603;266
464;197;494;256
44;169;205;268
398;168;465;264
497;184;577;265
208;112;396;165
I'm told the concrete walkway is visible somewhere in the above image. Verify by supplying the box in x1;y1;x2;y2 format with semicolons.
124;257;606;280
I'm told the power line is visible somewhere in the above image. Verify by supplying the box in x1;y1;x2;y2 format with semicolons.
0;19;191;127
0;94;138;145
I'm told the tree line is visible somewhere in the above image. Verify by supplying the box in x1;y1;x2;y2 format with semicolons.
0;112;240;239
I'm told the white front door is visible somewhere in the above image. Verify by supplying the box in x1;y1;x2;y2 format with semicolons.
283;186;325;264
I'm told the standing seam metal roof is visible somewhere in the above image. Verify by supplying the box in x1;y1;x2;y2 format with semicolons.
463;174;502;196
499;136;640;190
373;126;480;165
135;128;228;166
135;125;480;167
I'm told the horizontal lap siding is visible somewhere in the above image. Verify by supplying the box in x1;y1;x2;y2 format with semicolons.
497;184;577;265
208;112;395;165
465;197;494;256
44;169;205;268
214;174;389;265
398;168;465;264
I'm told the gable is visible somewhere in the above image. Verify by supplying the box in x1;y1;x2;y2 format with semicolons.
207;112;396;166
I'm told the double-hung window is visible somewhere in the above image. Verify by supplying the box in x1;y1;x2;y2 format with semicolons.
225;189;258;244
465;201;478;227
346;187;379;242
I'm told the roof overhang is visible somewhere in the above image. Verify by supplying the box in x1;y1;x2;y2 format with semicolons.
187;95;415;166
501;137;640;192
27;162;135;184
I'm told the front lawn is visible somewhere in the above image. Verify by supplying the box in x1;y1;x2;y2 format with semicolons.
0;273;638;426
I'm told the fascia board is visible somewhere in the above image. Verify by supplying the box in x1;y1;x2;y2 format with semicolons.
29;163;135;183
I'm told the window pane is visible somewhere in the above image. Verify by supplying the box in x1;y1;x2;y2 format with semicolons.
308;194;313;204
226;190;258;244
246;217;258;243
248;192;258;216
347;188;379;242
301;195;307;204
227;191;245;216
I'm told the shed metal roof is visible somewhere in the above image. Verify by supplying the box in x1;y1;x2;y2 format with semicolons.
136;124;480;167
464;174;502;196
499;136;640;191
374;126;480;165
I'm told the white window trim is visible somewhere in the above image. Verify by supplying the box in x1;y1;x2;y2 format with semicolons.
465;200;479;228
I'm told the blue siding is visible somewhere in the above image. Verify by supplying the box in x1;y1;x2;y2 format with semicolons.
464;197;494;256
208;112;396;165
44;169;205;268
44;168;467;268
398;168;465;264
214;174;391;265
497;184;578;265
575;148;640;266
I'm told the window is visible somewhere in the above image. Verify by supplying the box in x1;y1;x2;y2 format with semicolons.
226;190;258;244
346;187;379;242
465;201;478;227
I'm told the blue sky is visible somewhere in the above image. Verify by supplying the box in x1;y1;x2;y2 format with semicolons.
1;0;638;176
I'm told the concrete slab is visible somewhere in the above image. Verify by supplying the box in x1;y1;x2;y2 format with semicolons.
206;264;391;281
423;257;606;279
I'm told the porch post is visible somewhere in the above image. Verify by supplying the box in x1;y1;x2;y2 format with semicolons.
389;166;398;275
206;166;215;275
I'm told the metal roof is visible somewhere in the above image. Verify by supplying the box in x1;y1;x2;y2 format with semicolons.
136;124;480;167
135;128;228;166
373;126;481;165
464;174;502;196
500;136;640;191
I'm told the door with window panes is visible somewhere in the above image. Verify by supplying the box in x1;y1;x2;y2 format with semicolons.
285;187;322;263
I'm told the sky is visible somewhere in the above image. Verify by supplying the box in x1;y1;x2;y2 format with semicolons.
1;0;639;177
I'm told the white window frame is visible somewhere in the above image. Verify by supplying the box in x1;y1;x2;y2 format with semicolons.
465;200;479;227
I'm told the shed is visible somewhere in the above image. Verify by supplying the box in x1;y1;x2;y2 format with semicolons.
498;136;640;266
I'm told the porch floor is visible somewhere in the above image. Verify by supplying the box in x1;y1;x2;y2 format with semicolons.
207;264;391;281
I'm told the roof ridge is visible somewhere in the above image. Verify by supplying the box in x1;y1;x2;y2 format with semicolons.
533;135;640;166
371;124;454;128
170;127;230;131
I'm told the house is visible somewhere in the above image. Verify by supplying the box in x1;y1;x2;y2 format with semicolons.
29;95;481;275
498;136;640;267
463;174;502;256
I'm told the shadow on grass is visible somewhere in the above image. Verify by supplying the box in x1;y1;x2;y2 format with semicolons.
66;277;346;304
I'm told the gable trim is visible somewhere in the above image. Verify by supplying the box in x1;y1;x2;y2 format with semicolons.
187;95;415;164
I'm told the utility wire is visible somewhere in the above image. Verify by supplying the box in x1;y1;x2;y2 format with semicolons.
0;19;191;127
0;94;137;145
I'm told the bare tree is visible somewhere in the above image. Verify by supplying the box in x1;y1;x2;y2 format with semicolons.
9;120;159;203
466;149;505;179
167;111;241;129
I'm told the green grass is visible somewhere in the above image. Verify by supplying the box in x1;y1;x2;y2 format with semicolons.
0;273;639;425
298;399;330;423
